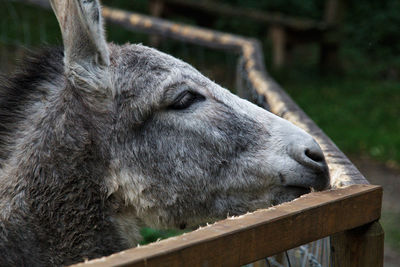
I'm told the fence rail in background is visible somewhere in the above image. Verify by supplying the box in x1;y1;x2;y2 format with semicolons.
10;1;384;266
147;0;344;70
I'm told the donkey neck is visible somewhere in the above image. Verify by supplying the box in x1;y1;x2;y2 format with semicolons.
0;81;125;264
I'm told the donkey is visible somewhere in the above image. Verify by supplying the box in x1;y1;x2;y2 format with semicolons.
0;0;329;265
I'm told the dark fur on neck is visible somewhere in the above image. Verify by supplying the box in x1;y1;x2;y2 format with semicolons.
0;47;63;163
0;48;126;266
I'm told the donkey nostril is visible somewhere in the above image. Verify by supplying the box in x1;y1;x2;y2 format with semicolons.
288;137;327;171
305;148;324;163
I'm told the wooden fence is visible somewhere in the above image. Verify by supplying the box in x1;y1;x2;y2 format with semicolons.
13;1;384;266
70;184;381;267
147;0;344;71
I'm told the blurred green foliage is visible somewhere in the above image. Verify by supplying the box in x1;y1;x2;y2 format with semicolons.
139;228;186;245
274;71;400;164
382;212;400;252
3;0;400;74
345;1;400;63
0;1;60;46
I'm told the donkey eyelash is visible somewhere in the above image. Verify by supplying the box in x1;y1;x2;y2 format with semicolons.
169;91;205;110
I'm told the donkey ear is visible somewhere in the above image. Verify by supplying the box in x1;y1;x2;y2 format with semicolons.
50;0;109;67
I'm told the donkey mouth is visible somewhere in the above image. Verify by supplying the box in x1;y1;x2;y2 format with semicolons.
271;185;312;206
284;185;312;196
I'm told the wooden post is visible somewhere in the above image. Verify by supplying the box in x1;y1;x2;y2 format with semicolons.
331;221;384;267
252;259;267;267
269;25;286;70
320;0;344;73
236;57;254;102
324;0;341;23
149;0;165;47
274;252;286;265
149;0;164;18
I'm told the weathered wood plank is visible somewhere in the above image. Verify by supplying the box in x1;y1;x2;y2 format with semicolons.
72;184;382;267
331;221;384;267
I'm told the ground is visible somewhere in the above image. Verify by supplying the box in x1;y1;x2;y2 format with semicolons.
350;155;400;266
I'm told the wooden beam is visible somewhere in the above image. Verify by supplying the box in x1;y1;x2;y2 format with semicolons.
158;0;328;32
72;185;382;267
149;0;165;17
324;0;345;25
320;0;345;72
253;259;268;267
148;0;165;47
331;221;384;267
270;25;286;69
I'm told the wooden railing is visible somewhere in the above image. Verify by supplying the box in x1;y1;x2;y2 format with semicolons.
13;1;384;266
72;185;382;267
147;0;344;70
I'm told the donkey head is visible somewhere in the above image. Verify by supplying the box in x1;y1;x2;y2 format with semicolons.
50;0;329;235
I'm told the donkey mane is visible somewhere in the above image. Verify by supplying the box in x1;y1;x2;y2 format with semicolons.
0;47;128;266
0;48;63;164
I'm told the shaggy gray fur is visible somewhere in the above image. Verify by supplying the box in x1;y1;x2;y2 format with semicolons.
0;0;329;265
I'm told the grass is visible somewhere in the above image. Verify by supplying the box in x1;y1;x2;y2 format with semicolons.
381;212;400;252
274;68;400;254
139;228;187;245
273;71;400;165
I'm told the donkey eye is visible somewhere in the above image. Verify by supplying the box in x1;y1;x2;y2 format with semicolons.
170;91;205;110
